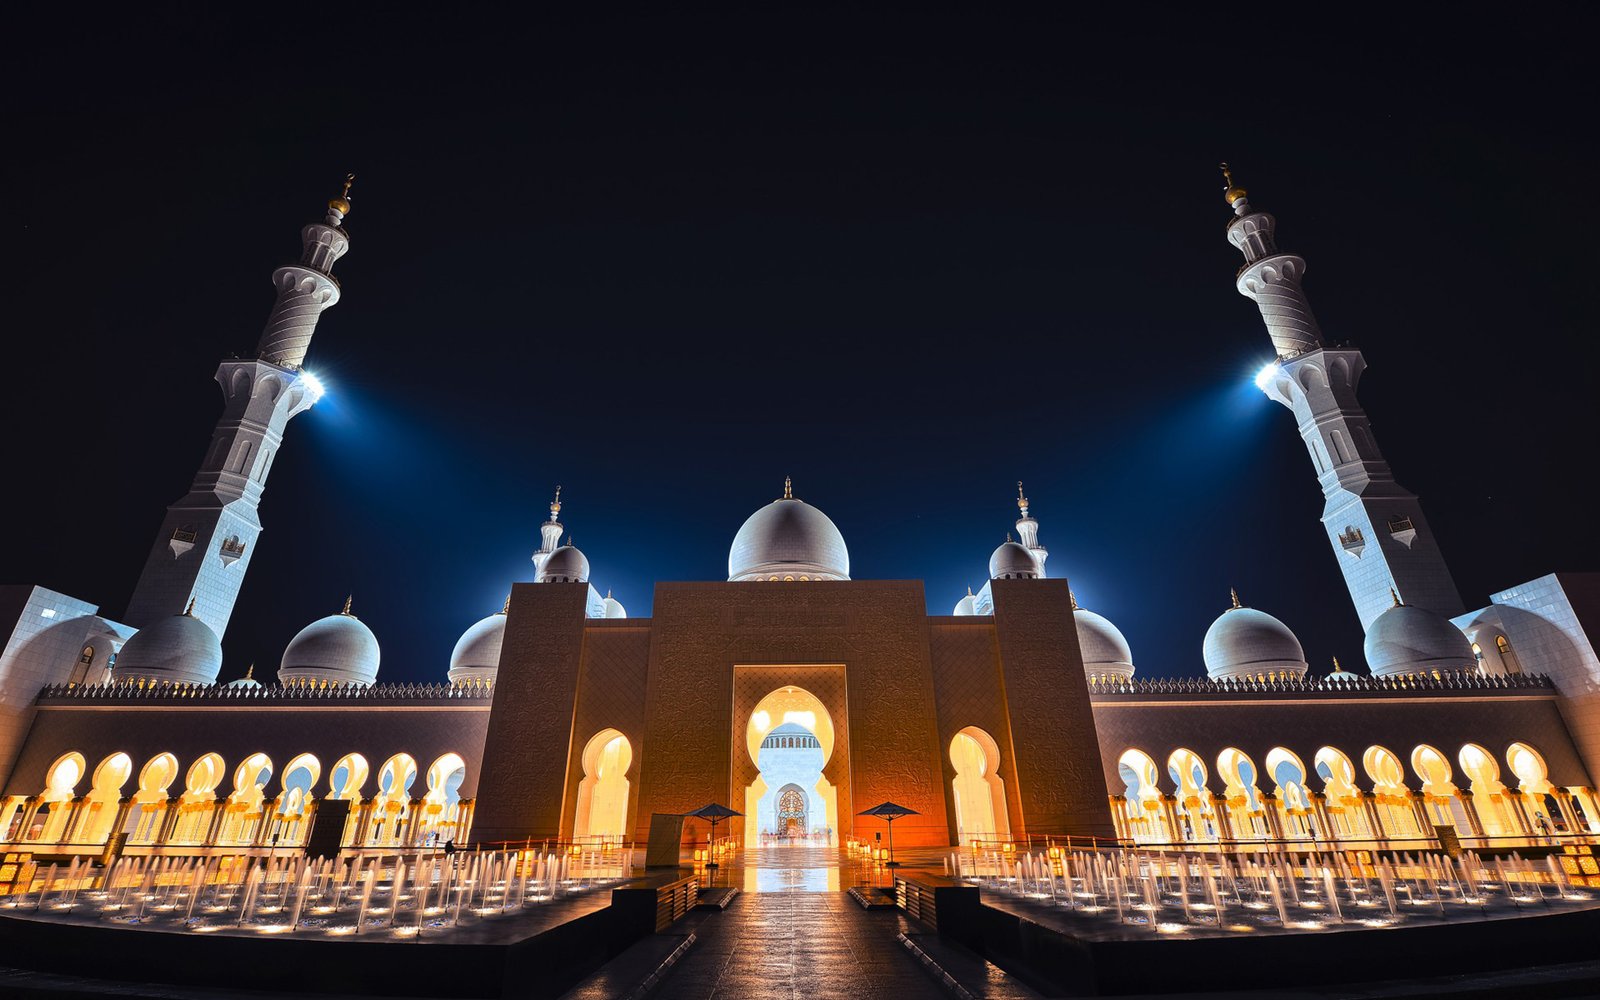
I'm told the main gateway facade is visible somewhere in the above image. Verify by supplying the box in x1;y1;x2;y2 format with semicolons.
2;174;1598;863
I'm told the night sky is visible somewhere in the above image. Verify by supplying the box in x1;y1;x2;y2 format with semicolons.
6;11;1595;685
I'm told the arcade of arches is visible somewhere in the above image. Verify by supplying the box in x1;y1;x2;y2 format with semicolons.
1113;741;1600;848
0;748;471;855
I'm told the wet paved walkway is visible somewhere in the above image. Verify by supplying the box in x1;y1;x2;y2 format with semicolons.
652;889;945;999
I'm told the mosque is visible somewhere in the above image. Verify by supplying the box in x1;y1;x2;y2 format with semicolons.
2;171;1598;867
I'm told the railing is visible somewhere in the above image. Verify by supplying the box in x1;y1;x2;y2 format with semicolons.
1088;672;1555;697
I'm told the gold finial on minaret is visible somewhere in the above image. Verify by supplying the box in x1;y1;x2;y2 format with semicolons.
184;596;196;616
967;585;974;597
245;663;255;680
550;485;562;521
1390;587;1402;607
1070;589;1079;610
1017;481;1029;514
783;476;793;500
1220;162;1247;206
328;173;355;216
1230;587;1243;609
341;595;353;615
1331;655;1343;674
500;594;511;614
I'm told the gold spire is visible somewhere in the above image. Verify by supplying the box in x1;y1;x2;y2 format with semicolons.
1331;656;1343;674
1070;589;1079;610
244;663;255;680
1017;481;1029;514
1220;162;1247;205
183;596;196;616
328;173;355;216
783;476;793;500
500;594;511;615
1390;587;1402;607
550;485;562;521
967;585;974;597
1229;587;1243;610
341;595;353;615
606;588;612;599
1005;531;1012;543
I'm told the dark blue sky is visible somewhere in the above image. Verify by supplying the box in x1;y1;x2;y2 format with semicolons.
6;11;1595;684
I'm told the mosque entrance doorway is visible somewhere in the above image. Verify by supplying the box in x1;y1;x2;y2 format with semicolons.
740;683;842;849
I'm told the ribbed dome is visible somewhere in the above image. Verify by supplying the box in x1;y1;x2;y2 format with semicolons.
448;611;506;685
112;610;222;686
602;595;628;619
1364;602;1475;678
953;593;978;616
225;671;262;690
1203;601;1308;680
538;544;590;583
728;495;849;581
280;608;380;687
1075;608;1135;678
989;541;1040;580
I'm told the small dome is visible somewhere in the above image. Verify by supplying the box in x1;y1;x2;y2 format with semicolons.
538;544;590;583
953;592;978;616
728;488;850;581
603;594;627;619
1322;664;1362;686
280;604;380;687
989;541;1040;580
1364;601;1475;678
448;611;506;685
1203;596;1307;680
112;609;222;686
224;668;262;690
1075;608;1135;678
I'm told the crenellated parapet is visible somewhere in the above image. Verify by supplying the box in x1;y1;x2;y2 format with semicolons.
1088;671;1554;699
36;679;495;705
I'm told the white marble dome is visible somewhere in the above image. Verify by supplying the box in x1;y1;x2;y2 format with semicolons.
728;490;849;582
953;592;978;616
279;605;380;687
1364;601;1475;677
602;594;628;619
111;609;223;686
1202;598;1308;681
988;540;1040;580
1075;607;1135;678
224;668;262;690
448;610;506;686
538;544;590;584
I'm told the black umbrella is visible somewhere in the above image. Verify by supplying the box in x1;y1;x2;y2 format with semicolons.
685;803;742;869
858;802;919;867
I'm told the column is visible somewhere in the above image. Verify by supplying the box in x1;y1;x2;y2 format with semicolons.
351;798;375;847
1261;793;1286;842
1456;790;1486;839
1210;794;1236;844
59;797;88;844
158;797;184;844
400;798;424;846
204;796;228;846
1161;796;1182;844
1310;793;1336;846
1507;792;1536;837
1360;793;1386;846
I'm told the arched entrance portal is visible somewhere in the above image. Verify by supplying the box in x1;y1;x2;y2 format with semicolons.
574;730;632;844
950;727;1010;845
743;686;840;848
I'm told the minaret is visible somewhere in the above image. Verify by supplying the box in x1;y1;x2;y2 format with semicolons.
122;177;355;636
532;486;565;577
1222;165;1462;630
1014;482;1048;576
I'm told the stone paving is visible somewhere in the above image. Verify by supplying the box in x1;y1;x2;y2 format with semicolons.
652;889;946;999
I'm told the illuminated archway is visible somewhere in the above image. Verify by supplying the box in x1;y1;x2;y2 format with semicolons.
1410;744;1467;828
32;752;86;842
1216;747;1267;839
273;753;321;845
77;752;133;844
1314;746;1370;840
173;753;225;844
1265;747;1314;839
328;753;369;800
1167;748;1217;842
574;730;631;844
1364;745;1422;839
370;754;418;846
1458;743;1518;836
130;752;179;843
743;686;839;848
1116;748;1170;843
950;727;1009;845
419;752;468;845
220;752;274;845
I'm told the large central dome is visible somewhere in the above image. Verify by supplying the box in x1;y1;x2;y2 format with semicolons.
728;481;850;582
